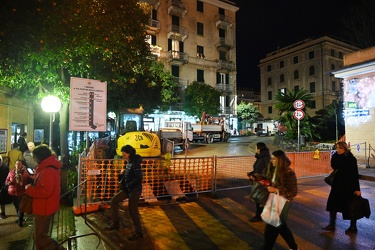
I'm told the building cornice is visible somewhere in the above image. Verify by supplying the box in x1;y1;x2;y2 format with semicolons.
332;59;375;79
200;0;239;12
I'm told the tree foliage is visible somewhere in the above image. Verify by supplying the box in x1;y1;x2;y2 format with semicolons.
341;0;375;49
274;89;316;140
310;100;345;141
0;0;178;112
183;81;221;118
236;101;260;126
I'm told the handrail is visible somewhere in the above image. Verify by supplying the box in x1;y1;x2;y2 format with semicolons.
59;233;101;250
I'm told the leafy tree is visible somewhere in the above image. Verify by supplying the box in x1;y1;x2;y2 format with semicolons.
183;81;221;118
310;100;345;141
342;0;375;49
0;0;178;158
274;89;316;140
236;101;260;127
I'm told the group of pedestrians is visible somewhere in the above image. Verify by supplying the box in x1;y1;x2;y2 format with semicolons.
248;141;362;250
1;132;64;249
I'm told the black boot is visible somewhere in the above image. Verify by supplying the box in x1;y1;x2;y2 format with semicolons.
322;211;336;231
345;219;358;234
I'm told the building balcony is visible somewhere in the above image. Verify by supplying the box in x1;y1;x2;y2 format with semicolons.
139;0;160;8
217;60;235;73
216;83;234;93
146;19;160;35
174;77;189;87
215;14;233;30
216;37;233;51
167;0;187;17
168;50;189;65
167;24;188;42
150;45;162;57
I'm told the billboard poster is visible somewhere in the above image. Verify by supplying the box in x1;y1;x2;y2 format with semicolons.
69;77;107;131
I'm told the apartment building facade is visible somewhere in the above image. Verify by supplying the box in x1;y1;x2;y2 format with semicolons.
258;36;358;119
142;0;238;118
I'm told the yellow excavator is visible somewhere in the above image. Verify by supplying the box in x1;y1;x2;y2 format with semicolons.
115;108;161;158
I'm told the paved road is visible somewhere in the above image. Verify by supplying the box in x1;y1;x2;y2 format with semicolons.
174;135;275;158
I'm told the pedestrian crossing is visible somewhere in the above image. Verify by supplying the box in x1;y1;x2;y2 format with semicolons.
86;184;374;250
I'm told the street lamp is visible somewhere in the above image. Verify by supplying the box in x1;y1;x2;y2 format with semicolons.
41;96;62;149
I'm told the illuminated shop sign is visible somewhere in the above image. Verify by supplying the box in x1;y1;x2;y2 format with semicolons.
344;109;370;117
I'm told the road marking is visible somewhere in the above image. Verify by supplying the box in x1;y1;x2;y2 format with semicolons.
213;198;322;250
140;206;189;250
179;202;250;250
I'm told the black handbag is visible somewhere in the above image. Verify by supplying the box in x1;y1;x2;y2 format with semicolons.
324;169;338;186
348;196;371;219
249;181;269;206
0;185;12;205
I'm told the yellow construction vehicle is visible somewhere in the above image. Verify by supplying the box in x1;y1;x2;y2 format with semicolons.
116;131;161;157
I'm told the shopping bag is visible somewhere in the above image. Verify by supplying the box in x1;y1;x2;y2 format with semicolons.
261;192;291;227
348;196;371;219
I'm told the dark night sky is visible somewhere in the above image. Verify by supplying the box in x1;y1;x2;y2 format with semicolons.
233;0;355;91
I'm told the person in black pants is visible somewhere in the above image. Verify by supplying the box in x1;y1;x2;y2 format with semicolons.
249;142;270;222
105;145;144;241
261;150;298;250
323;141;361;234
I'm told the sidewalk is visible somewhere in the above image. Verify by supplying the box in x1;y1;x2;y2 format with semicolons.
4;166;373;249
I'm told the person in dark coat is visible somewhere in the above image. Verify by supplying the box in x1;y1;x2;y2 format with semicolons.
0;155;10;219
249;142;270;222
323;141;361;234
17;132;28;153
105;145;143;241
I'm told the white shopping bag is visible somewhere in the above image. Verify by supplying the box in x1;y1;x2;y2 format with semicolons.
261;192;290;227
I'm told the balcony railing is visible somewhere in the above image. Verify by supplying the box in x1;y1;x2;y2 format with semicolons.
168;50;189;65
216;37;233;51
217;60;235;73
146;19;160;34
167;0;187;17
215;14;233;30
150;45;162;57
167;24;188;42
216;83;234;93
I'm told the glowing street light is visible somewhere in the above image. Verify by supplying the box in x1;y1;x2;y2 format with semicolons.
41;96;62;148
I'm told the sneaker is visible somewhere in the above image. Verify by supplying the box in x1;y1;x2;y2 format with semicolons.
0;212;6;219
249;216;263;223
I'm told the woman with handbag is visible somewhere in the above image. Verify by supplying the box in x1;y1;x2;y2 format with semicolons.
248;142;270;222
261;150;298;250
105;145;144;241
6;160;31;227
323;141;361;234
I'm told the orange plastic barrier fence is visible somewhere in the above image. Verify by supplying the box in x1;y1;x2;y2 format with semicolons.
75;151;332;210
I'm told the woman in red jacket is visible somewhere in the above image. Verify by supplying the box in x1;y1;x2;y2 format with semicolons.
6;160;31;227
25;145;64;250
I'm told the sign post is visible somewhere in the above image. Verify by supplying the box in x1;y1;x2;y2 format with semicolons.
293;100;305;151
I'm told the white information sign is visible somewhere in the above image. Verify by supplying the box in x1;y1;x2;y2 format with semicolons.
69;77;107;131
